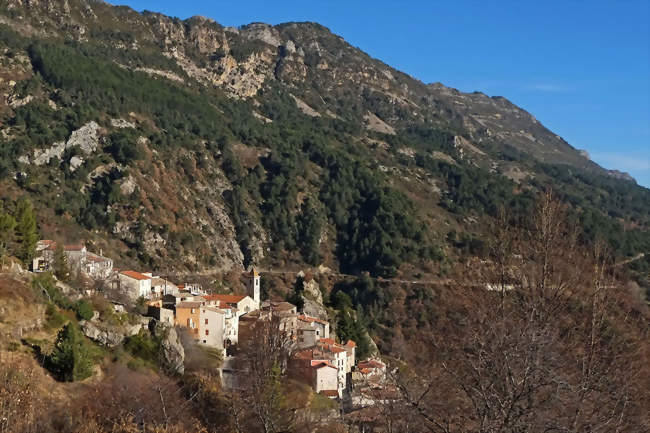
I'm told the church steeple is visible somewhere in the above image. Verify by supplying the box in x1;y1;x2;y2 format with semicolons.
246;268;260;308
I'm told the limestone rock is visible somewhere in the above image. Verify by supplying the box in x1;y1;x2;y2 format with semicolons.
29;121;102;165
111;118;136;129
69;155;83;171
67;121;101;154
80;320;126;347
119;175;137;195
301;278;328;320
241;23;281;47
150;320;185;374
80;315;150;347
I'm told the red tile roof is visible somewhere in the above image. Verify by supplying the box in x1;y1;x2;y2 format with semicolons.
345;340;356;347
311;360;336;369
358;360;385;370
320;390;339;397
203;294;247;304
87;253;110;263
297;315;329;325
120;270;151;281
64;244;85;251
176;302;203;309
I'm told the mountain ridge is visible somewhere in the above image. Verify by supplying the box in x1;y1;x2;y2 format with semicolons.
0;0;648;289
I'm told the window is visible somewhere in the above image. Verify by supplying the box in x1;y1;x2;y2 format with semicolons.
206;330;209;336
205;319;208;325
316;330;320;335
191;308;196;314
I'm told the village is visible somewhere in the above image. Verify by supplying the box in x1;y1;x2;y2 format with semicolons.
30;239;393;414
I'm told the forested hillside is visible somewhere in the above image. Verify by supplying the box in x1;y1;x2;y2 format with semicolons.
1;0;647;289
0;1;649;431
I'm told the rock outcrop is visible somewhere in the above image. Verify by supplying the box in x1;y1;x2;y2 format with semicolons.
301;278;328;320
26;121;102;166
80;315;151;347
149;320;185;374
80;320;126;347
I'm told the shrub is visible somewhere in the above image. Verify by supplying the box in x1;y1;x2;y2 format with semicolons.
123;329;160;366
74;299;94;321
47;323;93;382
45;303;66;330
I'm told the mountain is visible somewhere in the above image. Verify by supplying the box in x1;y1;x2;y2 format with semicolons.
0;0;648;288
1;2;649;431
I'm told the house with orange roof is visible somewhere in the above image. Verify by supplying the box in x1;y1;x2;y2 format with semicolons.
118;270;152;299
203;294;257;317
289;349;339;397
203;294;251;345
354;359;386;384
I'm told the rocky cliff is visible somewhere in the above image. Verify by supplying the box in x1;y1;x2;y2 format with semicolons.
0;0;648;282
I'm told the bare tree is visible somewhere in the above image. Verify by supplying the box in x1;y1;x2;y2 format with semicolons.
385;191;648;432
228;313;296;433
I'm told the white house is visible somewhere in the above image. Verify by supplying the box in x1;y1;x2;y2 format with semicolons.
290;349;340;398
151;277;179;296
311;361;339;395
84;252;113;279
316;338;349;397
203;294;257;318
199;306;227;354
119;270;152;299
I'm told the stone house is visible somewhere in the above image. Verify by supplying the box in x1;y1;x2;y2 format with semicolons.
151;277;178;297
62;244;87;269
290;349;340;397
354;359;386;383
118;270;152;299
84;252;113;279
32;240;56;272
297;315;330;349
147;300;175;325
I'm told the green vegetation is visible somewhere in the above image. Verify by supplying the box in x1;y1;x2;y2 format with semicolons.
330;285;372;360
52;242;70;281
0;208;16;265
32;273;71;309
14;198;38;265
73;299;94;321
0;21;646;290
47;323;94;382
123;329;161;369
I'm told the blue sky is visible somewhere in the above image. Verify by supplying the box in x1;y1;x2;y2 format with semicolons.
112;0;650;187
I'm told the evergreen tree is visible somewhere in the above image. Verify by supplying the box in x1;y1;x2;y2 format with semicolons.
288;275;305;311
48;323;93;382
297;197;325;265
52;242;70;281
0;210;16;266
14;198;38;265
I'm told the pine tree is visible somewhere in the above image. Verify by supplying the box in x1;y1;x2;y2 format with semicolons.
53;242;70;281
14;198;38;265
48;323;93;382
0;210;16;266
